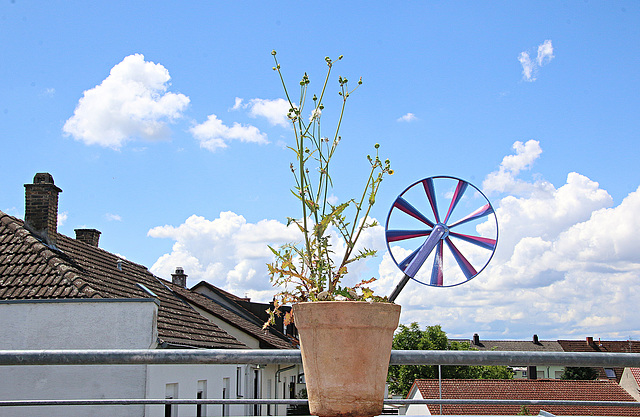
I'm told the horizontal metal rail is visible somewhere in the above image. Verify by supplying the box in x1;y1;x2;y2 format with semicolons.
1;349;639;410
0;398;638;408
1;349;639;367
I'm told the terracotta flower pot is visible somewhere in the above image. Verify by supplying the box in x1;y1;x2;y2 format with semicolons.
293;301;401;417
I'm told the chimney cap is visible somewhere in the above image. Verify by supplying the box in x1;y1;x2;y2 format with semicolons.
30;172;62;192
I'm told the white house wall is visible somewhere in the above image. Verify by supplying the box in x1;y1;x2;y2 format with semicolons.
404;385;431;416
145;364;245;417
260;364;305;416
0;298;158;417
620;368;640;401
190;303;261;349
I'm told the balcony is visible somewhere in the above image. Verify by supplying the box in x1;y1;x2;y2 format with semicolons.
0;349;639;416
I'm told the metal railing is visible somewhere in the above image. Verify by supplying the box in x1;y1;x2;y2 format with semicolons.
1;349;639;410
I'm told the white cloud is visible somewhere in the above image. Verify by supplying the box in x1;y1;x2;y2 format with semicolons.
57;211;68;226
63;54;190;150
518;52;535;82
148;212;299;293
519;40;555;82
105;213;123;222
246;98;291;127
397;113;417;122
190;114;268;152
148;141;640;340
483;139;544;194
537;40;555;66
148;211;388;297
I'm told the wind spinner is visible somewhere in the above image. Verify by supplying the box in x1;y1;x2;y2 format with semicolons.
386;176;498;302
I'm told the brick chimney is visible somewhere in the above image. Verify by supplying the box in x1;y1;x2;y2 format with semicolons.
171;267;188;288
75;229;101;247
24;173;62;246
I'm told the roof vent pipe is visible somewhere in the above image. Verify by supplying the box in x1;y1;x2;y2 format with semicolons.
116;259;123;271
472;333;480;345
533;334;540;344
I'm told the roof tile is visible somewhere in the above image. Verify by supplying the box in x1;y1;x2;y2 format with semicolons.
412;379;639;416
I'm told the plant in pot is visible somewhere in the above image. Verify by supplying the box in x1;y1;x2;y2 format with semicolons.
265;50;400;417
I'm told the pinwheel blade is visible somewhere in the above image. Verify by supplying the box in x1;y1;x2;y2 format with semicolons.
444;237;477;280
449;232;497;251
443;180;468;223
398;247;420;272
393;197;435;227
422;178;441;223
430;241;444;286
448;203;494;228
386;229;432;242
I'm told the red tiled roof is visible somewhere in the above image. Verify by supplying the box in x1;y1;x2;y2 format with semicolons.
411;379;639;416
0;210;246;349
559;339;640;382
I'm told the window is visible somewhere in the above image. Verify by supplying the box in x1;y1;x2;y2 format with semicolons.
254;369;261;416
289;375;296;399
266;379;272;416
236;367;243;398
222;378;230;417
605;368;616;378
165;383;178;417
197;380;207;417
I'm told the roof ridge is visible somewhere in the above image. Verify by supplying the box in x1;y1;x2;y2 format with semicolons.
167;282;294;349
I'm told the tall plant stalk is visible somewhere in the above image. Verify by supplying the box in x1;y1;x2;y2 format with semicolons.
266;51;394;327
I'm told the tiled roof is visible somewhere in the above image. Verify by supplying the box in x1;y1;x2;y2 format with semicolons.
0;210;246;349
559;339;640;382
167;282;295;349
459;339;564;352
411;379;639;416
632;368;640;384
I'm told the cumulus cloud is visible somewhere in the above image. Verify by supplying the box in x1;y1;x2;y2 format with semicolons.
370;140;640;340
148;140;640;339
519;40;555;82
148;212;298;296
232;97;291;128
63;54;189;149
397;113;417;122
190;114;268;152
57;211;68;226
483;140;544;194
148;211;387;298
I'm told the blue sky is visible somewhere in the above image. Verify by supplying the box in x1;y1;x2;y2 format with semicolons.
2;1;639;340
